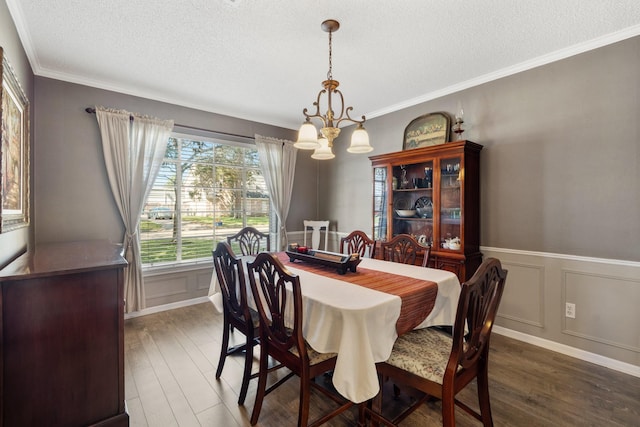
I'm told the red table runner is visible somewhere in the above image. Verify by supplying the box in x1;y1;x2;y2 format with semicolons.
275;252;437;335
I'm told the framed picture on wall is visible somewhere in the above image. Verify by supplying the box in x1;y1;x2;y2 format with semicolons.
1;47;30;233
403;112;450;150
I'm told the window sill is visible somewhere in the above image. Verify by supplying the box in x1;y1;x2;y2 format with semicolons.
142;260;212;277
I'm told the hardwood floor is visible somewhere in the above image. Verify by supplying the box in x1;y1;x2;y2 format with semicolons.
125;302;640;426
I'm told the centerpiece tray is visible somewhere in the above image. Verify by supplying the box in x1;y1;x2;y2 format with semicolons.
285;250;361;275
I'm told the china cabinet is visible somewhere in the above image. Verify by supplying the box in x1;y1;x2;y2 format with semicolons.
370;140;482;281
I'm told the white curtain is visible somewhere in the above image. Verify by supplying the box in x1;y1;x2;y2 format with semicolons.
255;134;297;251
95;106;174;313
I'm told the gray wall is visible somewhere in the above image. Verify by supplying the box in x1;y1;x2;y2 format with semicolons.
323;36;640;262
32;77;311;244
0;0;33;267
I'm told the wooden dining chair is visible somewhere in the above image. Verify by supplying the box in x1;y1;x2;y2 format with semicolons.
340;230;376;258
380;234;431;267
226;226;270;256
362;258;508;426
212;241;259;405
247;252;353;427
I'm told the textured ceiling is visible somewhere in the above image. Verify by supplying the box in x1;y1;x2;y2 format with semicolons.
6;0;640;129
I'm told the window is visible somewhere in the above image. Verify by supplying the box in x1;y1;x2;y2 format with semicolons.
140;133;270;266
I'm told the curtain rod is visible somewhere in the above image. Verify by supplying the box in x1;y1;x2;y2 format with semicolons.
84;107;254;141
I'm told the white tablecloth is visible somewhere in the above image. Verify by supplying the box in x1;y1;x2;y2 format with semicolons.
209;256;460;403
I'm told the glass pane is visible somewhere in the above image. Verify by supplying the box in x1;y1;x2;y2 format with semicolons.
388;161;434;247
166;137;179;159
244;148;260;167
180;139;214;163
140;161;178;264
216;165;243;190
440;157;462;250
373;167;387;241
214;144;244;165
140;238;178;264
180;235;217;261
245;168;270;232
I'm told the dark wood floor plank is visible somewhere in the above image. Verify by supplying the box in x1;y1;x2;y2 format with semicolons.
125;302;640;427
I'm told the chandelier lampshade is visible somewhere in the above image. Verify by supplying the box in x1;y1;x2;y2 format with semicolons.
297;19;372;160
295;120;320;149
311;135;335;160
347;123;373;153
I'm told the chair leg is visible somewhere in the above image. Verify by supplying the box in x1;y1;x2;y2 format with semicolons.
297;372;311;427
370;373;384;427
237;336;255;405
441;386;456;427
476;363;494;426
357;402;367;427
393;383;401;399
250;345;269;425
216;319;231;379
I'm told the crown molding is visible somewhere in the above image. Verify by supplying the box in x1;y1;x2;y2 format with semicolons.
366;25;640;120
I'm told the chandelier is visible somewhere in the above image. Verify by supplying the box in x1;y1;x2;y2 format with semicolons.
294;19;372;160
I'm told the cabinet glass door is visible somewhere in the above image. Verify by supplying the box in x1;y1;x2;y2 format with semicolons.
373;167;387;241
391;161;434;246
439;156;462;251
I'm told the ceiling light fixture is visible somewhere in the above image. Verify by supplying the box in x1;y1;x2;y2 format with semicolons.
295;19;372;159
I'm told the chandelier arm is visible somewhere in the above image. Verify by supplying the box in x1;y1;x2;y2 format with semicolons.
302;90;329;128
330;88;345;127
336;106;366;126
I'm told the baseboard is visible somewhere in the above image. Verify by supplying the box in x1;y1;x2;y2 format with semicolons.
124;296;210;320
493;326;640;378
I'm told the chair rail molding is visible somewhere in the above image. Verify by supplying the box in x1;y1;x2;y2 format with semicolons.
481;246;640;267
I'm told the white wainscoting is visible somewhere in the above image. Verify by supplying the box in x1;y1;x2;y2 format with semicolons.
143;263;213;308
483;246;640;378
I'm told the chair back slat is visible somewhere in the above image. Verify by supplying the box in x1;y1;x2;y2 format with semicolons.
340;230;376;258
381;234;430;266
213;242;250;325
247;252;307;361
227;226;270;256
450;257;508;371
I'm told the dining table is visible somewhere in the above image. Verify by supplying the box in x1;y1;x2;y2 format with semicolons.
209;251;461;404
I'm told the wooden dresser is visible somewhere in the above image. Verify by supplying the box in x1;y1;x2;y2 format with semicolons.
0;241;129;427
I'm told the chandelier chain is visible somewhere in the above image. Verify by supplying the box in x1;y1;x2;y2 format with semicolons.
327;30;333;81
